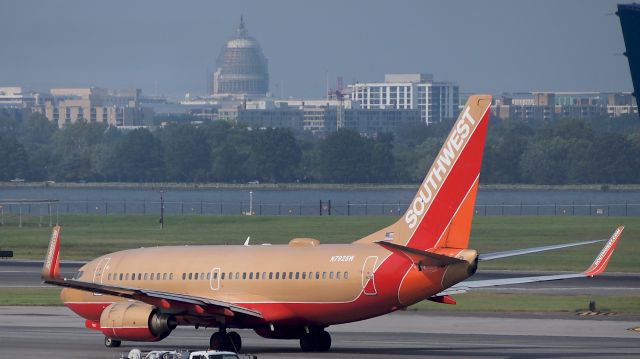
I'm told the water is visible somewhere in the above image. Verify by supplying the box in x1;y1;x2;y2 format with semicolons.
1;187;639;216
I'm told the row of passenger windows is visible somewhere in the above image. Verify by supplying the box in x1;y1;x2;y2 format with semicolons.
108;272;174;281
105;271;350;282
189;271;350;281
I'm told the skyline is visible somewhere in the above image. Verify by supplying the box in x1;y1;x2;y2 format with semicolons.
0;0;633;99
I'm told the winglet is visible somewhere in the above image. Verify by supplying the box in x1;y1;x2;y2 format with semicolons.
583;226;624;277
42;226;62;280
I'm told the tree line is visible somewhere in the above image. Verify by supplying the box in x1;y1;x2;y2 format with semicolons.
1;111;639;184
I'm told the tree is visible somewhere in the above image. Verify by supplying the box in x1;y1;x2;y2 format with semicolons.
317;129;371;183
18;113;58;180
159;124;211;182
109;129;164;182
0;133;28;180
246;128;301;183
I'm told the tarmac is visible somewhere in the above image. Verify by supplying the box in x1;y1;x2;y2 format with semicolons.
1;306;639;359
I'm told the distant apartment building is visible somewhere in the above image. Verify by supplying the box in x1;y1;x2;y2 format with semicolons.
33;88;154;128
492;92;637;120
348;73;459;125
0;87;38;108
217;97;420;136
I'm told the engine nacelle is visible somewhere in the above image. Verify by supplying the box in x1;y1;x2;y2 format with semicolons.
99;302;177;342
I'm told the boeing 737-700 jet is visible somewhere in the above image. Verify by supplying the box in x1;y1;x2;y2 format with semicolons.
42;94;624;352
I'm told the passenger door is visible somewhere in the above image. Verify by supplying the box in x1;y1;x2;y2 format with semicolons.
92;257;110;296
361;256;378;296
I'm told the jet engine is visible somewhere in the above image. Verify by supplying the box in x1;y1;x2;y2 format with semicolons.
99;302;177;341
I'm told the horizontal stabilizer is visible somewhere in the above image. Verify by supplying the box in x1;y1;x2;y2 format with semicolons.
375;241;466;267
479;239;606;261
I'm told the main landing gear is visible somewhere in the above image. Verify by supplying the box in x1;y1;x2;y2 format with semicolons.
104;336;121;348
300;329;331;352
210;329;242;352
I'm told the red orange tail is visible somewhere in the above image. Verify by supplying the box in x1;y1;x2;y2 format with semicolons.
357;95;491;251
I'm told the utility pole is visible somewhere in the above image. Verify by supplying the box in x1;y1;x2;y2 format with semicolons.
160;190;165;229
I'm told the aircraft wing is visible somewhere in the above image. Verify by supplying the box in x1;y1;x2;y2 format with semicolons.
44;277;263;319
41;226;262;320
435;226;623;296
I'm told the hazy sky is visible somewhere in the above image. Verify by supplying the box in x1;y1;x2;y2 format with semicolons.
0;0;632;99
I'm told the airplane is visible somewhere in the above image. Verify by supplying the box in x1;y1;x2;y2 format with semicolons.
42;94;624;353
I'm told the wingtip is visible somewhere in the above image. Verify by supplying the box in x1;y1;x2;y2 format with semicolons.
583;226;624;277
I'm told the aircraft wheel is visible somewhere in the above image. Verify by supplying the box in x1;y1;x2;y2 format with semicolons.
299;333;316;352
316;330;331;352
228;331;242;352
210;332;230;351
104;336;121;348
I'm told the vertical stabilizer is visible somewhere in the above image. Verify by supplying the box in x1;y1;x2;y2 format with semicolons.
356;95;491;250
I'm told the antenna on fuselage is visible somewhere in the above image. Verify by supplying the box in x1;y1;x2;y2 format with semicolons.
244;236;251;246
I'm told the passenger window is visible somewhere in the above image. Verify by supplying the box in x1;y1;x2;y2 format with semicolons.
235;272;239;280
107;273;111;280
228;272;232;279
157;272;161;279
119;273;123;280
249;272;253;280
125;273;130;280
163;273;167;280
256;272;260;279
195;273;199;280
188;273;193;280
207;272;211;280
182;273;186;280
302;272;306;279
144;273;148;280
344;271;349;279
269;272;273;279
221;272;225;280
137;273;142;280
322;272;326;279
242;272;247;280
201;272;205;280
282;272;286;280
150;273;155;280
315;272;320;279
131;273;135;280
275;272;280;280
262;272;267;279
308;272;312;279
337;272;341;279
169;273;173;280
295;272;300;279
330;272;334;279
288;272;293;279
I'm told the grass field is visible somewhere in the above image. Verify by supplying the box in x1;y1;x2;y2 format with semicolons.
0;214;637;272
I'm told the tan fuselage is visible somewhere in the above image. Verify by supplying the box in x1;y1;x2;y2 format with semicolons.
62;242;476;328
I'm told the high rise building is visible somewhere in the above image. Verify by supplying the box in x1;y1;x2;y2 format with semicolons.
348;74;459;125
212;17;269;98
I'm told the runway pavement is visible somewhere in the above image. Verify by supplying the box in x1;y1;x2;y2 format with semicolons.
0;306;638;359
2;259;639;295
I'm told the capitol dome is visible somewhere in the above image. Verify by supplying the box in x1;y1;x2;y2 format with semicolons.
212;17;269;97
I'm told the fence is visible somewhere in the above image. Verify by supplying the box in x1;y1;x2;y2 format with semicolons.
1;200;639;226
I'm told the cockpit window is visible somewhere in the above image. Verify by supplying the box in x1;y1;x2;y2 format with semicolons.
72;271;84;280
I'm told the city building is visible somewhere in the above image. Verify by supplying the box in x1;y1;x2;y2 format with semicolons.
0;87;38;108
33;88;154;128
348;73;459;125
492;91;637;120
617;3;640;119
212;17;269;98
